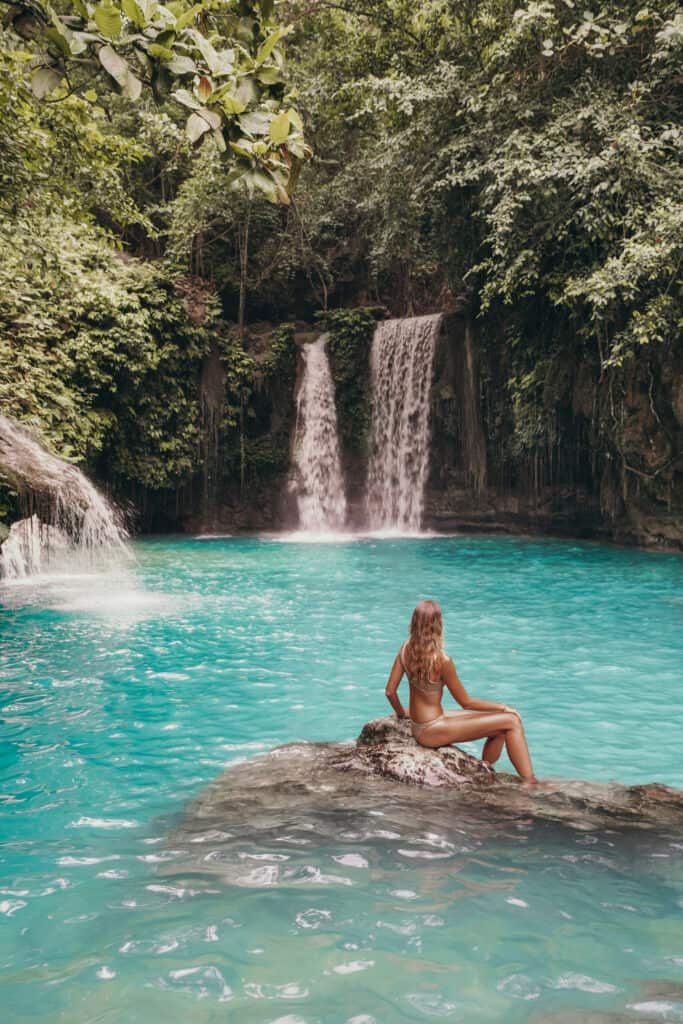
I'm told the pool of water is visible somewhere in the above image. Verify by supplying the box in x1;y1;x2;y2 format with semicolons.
1;535;682;1022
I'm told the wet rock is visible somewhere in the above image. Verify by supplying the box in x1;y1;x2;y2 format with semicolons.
330;714;495;788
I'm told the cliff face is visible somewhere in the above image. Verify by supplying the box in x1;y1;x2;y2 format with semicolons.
424;314;683;549
123;311;681;550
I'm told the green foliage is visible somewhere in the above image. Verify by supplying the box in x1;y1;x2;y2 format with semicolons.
318;308;381;455
0;216;215;487
288;0;681;483
6;0;309;201
261;323;296;385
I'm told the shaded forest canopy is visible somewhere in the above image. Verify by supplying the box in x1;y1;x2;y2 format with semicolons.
0;0;681;544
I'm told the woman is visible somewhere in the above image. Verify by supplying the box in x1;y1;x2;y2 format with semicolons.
385;599;538;784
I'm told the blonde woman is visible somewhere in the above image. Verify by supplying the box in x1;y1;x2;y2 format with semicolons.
385;600;538;784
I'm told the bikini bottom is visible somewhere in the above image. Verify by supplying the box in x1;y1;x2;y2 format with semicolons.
410;713;448;744
410;710;476;746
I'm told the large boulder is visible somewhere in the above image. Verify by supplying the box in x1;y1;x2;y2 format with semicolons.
330;714;496;787
165;718;683;886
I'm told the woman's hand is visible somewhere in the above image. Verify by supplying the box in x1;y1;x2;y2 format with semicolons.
502;704;521;720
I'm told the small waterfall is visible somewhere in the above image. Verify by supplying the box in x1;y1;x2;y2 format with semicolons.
366;314;442;531
294;335;347;532
0;415;128;579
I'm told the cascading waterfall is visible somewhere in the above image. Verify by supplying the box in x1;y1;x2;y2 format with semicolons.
294;334;347;532
366;314;442;531
0;414;128;579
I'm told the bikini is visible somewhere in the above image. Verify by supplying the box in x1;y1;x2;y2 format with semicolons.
399;642;449;743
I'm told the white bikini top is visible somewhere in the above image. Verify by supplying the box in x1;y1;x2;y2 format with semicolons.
399;641;444;695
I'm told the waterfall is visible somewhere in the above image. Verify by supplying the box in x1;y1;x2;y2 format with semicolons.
293;335;347;532
366;314;442;531
0;415;128;579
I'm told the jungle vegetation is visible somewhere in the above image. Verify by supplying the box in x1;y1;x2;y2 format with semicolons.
0;0;681;526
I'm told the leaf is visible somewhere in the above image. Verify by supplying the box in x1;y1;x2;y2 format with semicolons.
256;25;289;64
234;76;258;105
121;0;147;28
261;0;274;19
186;27;219;73
31;66;63;99
213;128;226;152
198;106;221;129
94;2;122;40
167;54;197;74
98;44;142;98
286;107;302;131
148;42;174;60
219;93;246;115
239;110;270;136
45;26;72;57
269;110;290;145
249;168;278;201
175;3;203;30
171;87;201;109
229;140;253;158
257;66;281;84
197;75;213;100
186;111;211;143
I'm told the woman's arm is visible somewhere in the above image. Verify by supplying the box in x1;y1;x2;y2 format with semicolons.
385;654;408;718
442;657;518;715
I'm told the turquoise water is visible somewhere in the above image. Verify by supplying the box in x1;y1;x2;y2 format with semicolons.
1;535;682;1022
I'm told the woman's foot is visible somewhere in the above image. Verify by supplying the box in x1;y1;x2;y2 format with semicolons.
481;760;496;776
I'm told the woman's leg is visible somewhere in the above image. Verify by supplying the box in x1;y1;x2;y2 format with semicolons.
482;734;505;766
418;711;537;782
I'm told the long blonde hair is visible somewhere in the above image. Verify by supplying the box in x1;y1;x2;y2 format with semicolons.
404;600;444;687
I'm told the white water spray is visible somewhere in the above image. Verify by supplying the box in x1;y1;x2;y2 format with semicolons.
293;335;347;532
0;415;128;580
365;314;442;531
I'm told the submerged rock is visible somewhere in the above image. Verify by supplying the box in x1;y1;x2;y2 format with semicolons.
166;717;683;887
0;414;127;579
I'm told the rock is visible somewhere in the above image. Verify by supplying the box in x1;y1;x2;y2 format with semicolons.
331;714;495;788
166;717;683;875
0;514;69;578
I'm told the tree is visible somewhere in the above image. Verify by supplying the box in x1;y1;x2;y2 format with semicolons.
2;0;309;201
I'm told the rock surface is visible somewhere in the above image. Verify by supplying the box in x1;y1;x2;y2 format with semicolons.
330;714;495;787
167;716;683;875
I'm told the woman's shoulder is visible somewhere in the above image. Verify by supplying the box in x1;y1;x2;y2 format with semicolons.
438;651;455;673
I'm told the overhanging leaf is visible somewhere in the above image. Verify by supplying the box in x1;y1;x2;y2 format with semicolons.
197;75;213;101
229;140;253;158
256;25;289;64
198;106;221;130
121;0;147;29
186;111;211;142
240;110;270;136
148;42;174;60
45;26;72;57
167;54;197;75
98;44;142;99
94;2;122;40
219;92;246;115
171;87;201;109
31;66;63;99
175;3;204;31
269;110;290;145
